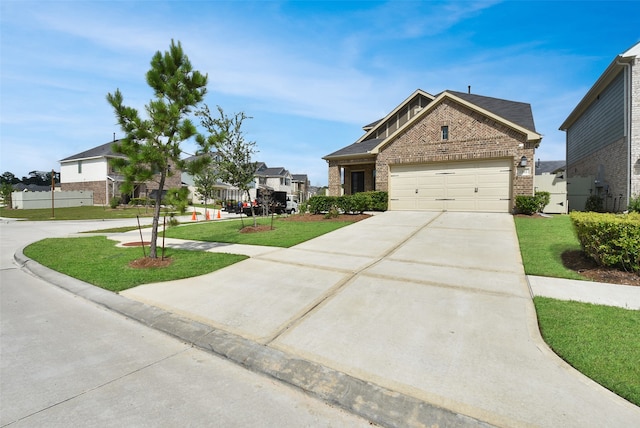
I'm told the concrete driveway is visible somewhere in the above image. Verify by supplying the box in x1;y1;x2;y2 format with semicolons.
20;211;640;427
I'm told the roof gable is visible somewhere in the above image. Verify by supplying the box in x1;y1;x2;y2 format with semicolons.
370;91;541;154
324;88;541;160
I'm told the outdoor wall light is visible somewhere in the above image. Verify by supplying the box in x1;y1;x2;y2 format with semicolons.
519;156;528;167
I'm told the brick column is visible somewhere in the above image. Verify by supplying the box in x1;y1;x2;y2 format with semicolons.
328;162;341;196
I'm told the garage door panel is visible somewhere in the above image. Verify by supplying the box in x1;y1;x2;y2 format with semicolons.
389;160;512;212
416;198;445;210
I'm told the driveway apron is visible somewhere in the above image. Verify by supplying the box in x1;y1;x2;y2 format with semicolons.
121;211;640;427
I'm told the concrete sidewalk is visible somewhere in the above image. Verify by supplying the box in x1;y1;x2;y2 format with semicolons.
18;211;640;427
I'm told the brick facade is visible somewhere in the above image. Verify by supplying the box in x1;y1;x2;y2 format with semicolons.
376;100;534;202
61;181;110;205
60;166;183;205
327;98;536;209
632;56;640;198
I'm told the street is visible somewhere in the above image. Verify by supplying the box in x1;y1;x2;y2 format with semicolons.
0;218;372;427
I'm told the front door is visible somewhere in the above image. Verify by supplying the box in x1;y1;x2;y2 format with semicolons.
351;171;365;194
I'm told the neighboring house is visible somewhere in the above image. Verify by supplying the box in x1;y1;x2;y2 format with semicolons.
291;174;310;202
182;156;304;203
534;160;567;214
253;163;293;195
560;42;640;212
182;153;242;204
323;89;542;213
59;140;182;205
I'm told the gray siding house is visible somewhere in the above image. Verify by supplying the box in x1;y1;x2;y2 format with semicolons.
560;42;640;212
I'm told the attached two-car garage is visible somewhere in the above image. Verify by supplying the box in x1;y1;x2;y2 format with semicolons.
388;159;512;213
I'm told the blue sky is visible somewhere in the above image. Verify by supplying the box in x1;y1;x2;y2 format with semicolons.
1;1;639;186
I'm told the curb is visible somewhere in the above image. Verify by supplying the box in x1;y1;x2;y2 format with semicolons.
15;247;495;428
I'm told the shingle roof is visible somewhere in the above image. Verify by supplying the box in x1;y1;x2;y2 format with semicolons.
535;160;566;175
445;90;537;132
323;138;383;158
292;174;308;182
257;167;289;177
60;140;126;162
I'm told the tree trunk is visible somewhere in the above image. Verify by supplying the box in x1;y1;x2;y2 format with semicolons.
149;172;167;259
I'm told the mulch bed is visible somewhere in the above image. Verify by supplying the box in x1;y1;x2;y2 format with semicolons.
122;241;151;247
129;256;173;268
561;250;640;286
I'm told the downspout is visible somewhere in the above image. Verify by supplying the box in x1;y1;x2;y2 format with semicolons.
616;58;632;208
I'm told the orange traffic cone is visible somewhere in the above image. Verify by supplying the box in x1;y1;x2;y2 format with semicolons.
192;210;197;221
217;210;221;219
206;210;211;221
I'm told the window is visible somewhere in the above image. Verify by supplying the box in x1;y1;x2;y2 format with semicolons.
441;126;449;140
77;160;82;174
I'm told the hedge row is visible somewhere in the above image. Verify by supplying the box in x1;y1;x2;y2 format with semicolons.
570;212;640;274
305;191;388;214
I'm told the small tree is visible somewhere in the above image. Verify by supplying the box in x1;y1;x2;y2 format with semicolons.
192;156;220;212
107;40;210;259
0;182;14;208
197;105;258;227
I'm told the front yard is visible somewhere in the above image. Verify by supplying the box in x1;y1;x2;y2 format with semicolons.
514;214;639;406
16;210;640;407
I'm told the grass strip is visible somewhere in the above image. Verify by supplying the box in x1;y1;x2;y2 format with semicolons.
81;225;152;234
0;205;156;220
23;236;247;292
514;215;583;279
164;216;356;247
534;297;640;406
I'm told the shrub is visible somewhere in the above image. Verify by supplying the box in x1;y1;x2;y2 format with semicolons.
109;197;120;209
585;195;604;212
307;191;388;214
515;191;551;215
570;212;640;273
308;196;337;214
368;191;388;211
535;191;550;212
129;197;154;206
629;194;640;213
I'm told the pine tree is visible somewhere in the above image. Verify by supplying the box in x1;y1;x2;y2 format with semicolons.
107;40;210;258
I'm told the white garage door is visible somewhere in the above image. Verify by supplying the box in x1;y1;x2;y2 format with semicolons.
389;159;512;212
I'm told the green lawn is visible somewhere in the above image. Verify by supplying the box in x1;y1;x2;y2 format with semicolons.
516;215;640;406
164;216;357;247
0;205;156;220
514;215;584;279
23;236;247;292
535;297;640;406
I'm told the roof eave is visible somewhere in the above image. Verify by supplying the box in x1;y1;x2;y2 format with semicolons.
560;55;632;130
322;152;376;161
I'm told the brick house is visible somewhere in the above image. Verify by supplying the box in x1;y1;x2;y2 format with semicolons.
323;89;542;212
560;42;639;212
59;140;182;205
